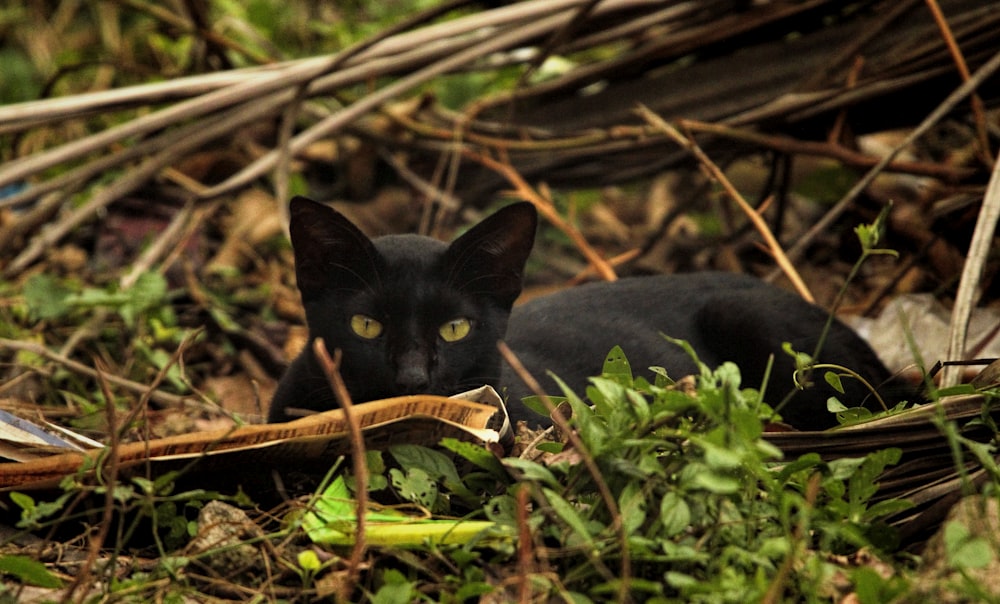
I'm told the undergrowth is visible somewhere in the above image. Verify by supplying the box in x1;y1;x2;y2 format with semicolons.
306;347;915;603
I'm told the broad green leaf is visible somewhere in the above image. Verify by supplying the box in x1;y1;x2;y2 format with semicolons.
601;345;633;386
390;467;438;510
23;274;72;320
0;555;63;588
659;492;691;536
824;371;845;393
543;488;595;550
439;438;506;479
390;444;473;499
618;482;646;534
944;521;993;569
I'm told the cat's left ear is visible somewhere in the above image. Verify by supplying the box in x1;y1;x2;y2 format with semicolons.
444;202;537;306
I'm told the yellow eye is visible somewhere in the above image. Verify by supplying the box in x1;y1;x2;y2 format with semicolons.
439;318;471;342
350;314;383;339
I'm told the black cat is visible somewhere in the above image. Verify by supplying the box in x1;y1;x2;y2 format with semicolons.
268;196;895;431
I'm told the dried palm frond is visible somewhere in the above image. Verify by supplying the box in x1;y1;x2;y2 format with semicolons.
766;392;1000;547
2;0;997;278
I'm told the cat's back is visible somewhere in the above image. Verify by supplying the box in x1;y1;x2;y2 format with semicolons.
508;272;772;338
501;272;892;429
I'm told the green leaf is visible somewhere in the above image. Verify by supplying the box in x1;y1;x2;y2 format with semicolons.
440;438;507;480
23;274;72;320
517;395;562;419
372;578;416;604
691;471;740;494
695;439;743;470
618;482;646;534
824;371;845;393
389;467;438;510
0;555;63;588
536;442;564;454
601;345;633;386
543;488;595;549
390;444;474;500
503;458;561;489
122;271;168;323
944;521;993;569
297;549;321;571
826;398;849;413
659;492;691;536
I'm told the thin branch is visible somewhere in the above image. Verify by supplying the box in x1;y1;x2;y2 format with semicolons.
498;342;630;600
942;151;1000;386
777;47;1000;272
639;105;813;302
312;340;367;599
923;0;994;165
469;151;617;281
0;338;188;408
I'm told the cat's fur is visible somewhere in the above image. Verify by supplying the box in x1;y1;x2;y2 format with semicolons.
269;196;895;431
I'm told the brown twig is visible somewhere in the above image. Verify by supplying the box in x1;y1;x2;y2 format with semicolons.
778;47;1000;272
762;471;821;604
311;339;367;600
924;0;994;165
675;119;970;182
497;342;631;602
515;485;535;603
61;361;121;604
828;55;865;145
469;151;617;281
0;338;189;408
943;148;1000;387
639;106;813;302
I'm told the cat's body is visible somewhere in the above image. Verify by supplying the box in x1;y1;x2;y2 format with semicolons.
501;273;890;429
269;197;895;431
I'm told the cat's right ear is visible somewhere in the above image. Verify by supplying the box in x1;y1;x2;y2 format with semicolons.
444;201;537;306
288;196;379;301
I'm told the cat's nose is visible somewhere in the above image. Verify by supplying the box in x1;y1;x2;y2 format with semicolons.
395;350;430;393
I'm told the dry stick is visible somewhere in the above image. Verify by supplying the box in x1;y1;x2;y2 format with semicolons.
62;363;121;604
0;106;226;213
569;248;642;285
515;486;534;604
470;152;618;281
0;3;440;131
347;0;630;63
2;30;460;198
762;472;821;604
638;106;814;302
0;338;187;407
0;0;605;130
942;152;1000;387
379;148;462;211
2;91;287;277
517;0;603;86
827;55;865;145
675;119;970;182
924;0;994;165
197;8;582;202
777;48;1000;272
119;0;274;65
498;342;631;601
120;200;196;289
275;87;306;238
0;55;341;191
311;339;368;599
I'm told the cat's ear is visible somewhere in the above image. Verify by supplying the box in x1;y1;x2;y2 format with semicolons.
444;202;537;306
288;196;379;301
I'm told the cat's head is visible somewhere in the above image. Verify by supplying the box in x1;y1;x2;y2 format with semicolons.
288;196;537;402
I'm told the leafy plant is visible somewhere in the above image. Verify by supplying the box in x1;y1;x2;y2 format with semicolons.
298;345;915;601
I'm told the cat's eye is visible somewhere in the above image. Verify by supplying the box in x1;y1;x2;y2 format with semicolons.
350;314;383;339
439;318;471;342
